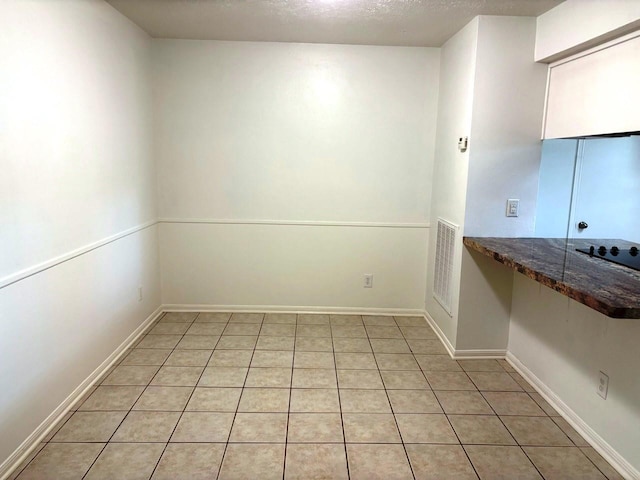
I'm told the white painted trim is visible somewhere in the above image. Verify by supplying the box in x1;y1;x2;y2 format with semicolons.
451;349;507;360
422;310;456;358
162;304;425;317
506;352;639;480
0;220;158;290
0;306;164;480
158;218;430;229
549;29;640;69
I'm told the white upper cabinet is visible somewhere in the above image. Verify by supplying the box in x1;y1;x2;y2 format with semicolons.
543;32;640;139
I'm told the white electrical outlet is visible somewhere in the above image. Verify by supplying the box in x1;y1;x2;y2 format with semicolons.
506;199;520;217
364;274;373;288
138;286;143;302
597;371;609;399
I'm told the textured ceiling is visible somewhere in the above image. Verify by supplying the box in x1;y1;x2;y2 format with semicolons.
107;0;563;47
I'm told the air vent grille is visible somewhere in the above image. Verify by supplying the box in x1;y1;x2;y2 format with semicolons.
433;218;458;315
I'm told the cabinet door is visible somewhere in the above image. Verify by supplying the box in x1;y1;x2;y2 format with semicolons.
544;33;640;139
569;136;640;243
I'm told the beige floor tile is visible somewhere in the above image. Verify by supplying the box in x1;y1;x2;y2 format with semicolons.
171;412;234;442
43;412;73;442
399;326;437;339
496;359;516;372
415;354;463;372
510;372;536;392
394;316;426;326
229;313;264;323
365;325;403;339
449;415;517;445
51;412;126;442
295;337;333;352
552;417;590;446
331;325;367;338
152;443;225;480
435;391;493;414
148;322;190;335
85;443;165;480
102;365;159;386
186;387;242;412
238;388;290;412
72;385;98;410
362;315;397;326
407;338;448;354
290;388;340;412
6;443;46;480
121;349;172;366
260;323;296;336
257;336;295;351
162;312;198;323
502;416;573;446
219;443;284;480
150;366;204;386
215;335;257;350
287;413;344;442
376;353;420;371
528;392;560;416
334;352;377;369
18;443;104;480
464;445;542;480
342;413;401;443
295;324;331;337
396;413;459;444
347;444;413;480
337;369;384;389
330;314;363;326
185;323;225;336
251;350;293;368
79;386;145;411
245;367;292;388
194;312;231;323
482;391;546;416
291;368;337;388
165;349;212;367
229;413;288;442
425;372;477;391
294;351;335;368
524;446;607;480
264;313;297;324
340;389;391;413
406;444;478;480
223;323;262;336
580;447;625;480
387;389;442;413
136;335;182;349
458;359;505;372
332;337;372;353
175;335;220;350
381;370;429;389
112;411;180;442
370;338;412;354
133;386;194;411
285;444;348;480
198;367;248;387
208;350;253;367
297;314;330;325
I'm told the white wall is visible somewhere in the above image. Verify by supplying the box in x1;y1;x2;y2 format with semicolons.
424;18;479;347
534;139;577;238
509;274;640;474
464;16;547;238
153;40;440;309
0;0;160;469
535;0;640;62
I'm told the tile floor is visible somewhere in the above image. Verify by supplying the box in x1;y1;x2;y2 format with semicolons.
11;312;623;480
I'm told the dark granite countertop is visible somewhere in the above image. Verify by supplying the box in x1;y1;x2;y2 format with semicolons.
463;237;640;319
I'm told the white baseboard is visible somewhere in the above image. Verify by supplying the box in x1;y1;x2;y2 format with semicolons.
162;304;425;317
422;310;456;357
451;349;507;359
0;306;164;480
506;352;639;480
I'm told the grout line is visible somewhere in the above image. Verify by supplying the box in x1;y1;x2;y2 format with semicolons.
282;314;296;480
